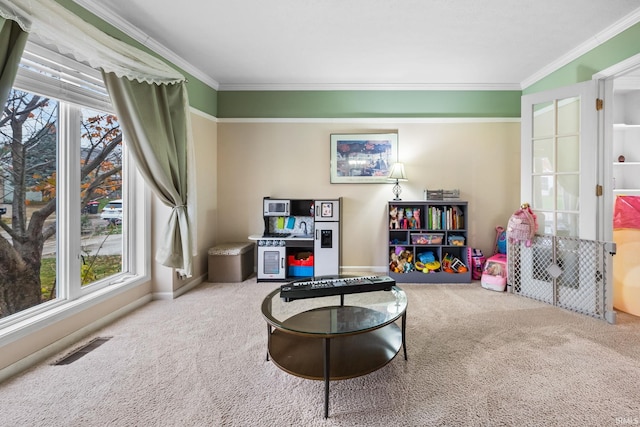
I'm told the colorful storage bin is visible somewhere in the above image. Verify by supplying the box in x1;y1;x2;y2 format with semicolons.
288;254;314;277
411;233;443;244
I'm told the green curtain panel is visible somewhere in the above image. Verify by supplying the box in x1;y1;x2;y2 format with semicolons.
0;17;27;108
102;72;194;275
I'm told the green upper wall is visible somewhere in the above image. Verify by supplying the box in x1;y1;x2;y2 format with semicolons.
523;22;640;95
57;0;218;117
217;90;522;119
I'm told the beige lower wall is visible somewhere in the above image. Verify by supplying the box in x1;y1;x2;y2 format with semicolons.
218;120;521;269
191;111;219;278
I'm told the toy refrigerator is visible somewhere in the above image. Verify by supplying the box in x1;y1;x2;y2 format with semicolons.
313;199;341;276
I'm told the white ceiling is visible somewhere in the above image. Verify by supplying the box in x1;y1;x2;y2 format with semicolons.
74;0;640;91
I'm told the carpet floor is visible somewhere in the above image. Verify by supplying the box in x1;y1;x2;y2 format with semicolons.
1;277;640;426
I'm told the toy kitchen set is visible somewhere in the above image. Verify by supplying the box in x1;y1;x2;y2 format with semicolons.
249;197;341;282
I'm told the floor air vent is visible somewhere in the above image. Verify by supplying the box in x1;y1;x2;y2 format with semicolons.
52;336;112;365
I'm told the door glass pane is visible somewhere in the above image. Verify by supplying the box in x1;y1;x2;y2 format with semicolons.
529;95;582;237
80;108;123;286
557;174;579;211
533;175;554;210
557;136;579;173
533;138;554;173
537;211;554;235
557;212;579;237
557;96;580;135
0;90;59;318
532;101;554;138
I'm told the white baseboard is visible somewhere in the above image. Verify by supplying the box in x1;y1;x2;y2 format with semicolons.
340;266;387;274
152;273;206;300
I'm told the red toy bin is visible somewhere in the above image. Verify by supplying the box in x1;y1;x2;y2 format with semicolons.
288;254;314;277
288;255;314;266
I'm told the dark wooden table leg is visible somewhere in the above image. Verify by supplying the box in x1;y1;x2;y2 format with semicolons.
402;312;408;360
324;337;330;418
266;324;271;361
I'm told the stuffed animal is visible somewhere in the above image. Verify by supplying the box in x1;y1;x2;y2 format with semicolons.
389;206;399;229
399;249;414;272
397;208;405;229
403;208;412;229
389;251;400;272
390;248;414;273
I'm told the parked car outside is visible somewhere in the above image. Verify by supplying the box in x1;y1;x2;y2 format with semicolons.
100;200;123;223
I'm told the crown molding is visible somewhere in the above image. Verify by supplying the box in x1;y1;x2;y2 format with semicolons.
72;0;220;90
217;82;522;91
593;52;640;80
521;8;640;89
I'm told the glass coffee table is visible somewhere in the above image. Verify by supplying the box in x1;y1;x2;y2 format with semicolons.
261;284;407;418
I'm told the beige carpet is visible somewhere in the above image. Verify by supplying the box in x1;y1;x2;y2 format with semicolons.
2;277;640;426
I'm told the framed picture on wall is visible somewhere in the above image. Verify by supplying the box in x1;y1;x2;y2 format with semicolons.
330;132;398;183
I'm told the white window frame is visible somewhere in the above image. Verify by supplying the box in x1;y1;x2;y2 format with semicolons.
0;41;150;341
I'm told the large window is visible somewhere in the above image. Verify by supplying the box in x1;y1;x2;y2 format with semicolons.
0;42;147;323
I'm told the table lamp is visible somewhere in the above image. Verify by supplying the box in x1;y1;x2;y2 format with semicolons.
388;162;408;200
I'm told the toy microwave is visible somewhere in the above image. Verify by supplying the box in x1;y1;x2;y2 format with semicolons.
263;198;290;217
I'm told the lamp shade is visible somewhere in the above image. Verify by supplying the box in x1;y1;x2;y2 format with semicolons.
388;162;408;181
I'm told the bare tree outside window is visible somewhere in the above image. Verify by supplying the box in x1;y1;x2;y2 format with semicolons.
0;89;123;318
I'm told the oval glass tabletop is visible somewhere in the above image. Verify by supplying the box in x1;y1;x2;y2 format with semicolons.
261;285;407;336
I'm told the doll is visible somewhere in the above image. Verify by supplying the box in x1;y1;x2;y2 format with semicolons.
412;208;421;229
403;208;411;229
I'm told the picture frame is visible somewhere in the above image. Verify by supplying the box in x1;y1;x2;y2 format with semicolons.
321;202;333;218
330;132;398;183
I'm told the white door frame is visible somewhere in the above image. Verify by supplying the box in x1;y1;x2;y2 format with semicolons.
593;52;640;241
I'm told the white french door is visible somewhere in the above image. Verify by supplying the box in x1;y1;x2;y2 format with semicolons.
518;81;602;312
521;80;599;240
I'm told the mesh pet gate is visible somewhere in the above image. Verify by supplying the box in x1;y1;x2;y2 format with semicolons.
507;235;615;321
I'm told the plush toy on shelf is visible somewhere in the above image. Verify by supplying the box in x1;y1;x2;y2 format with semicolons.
412;208;421;229
389;206;399;229
403;208;411;229
389;246;415;273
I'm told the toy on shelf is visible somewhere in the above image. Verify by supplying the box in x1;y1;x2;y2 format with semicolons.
416;251;440;272
403;208;412;229
398;208;408;229
389;246;415;273
448;235;465;246
412;208;421;229
389;206;399;229
442;253;468;273
406;208;416;229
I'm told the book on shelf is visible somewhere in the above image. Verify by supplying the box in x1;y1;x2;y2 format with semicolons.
427;205;464;230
